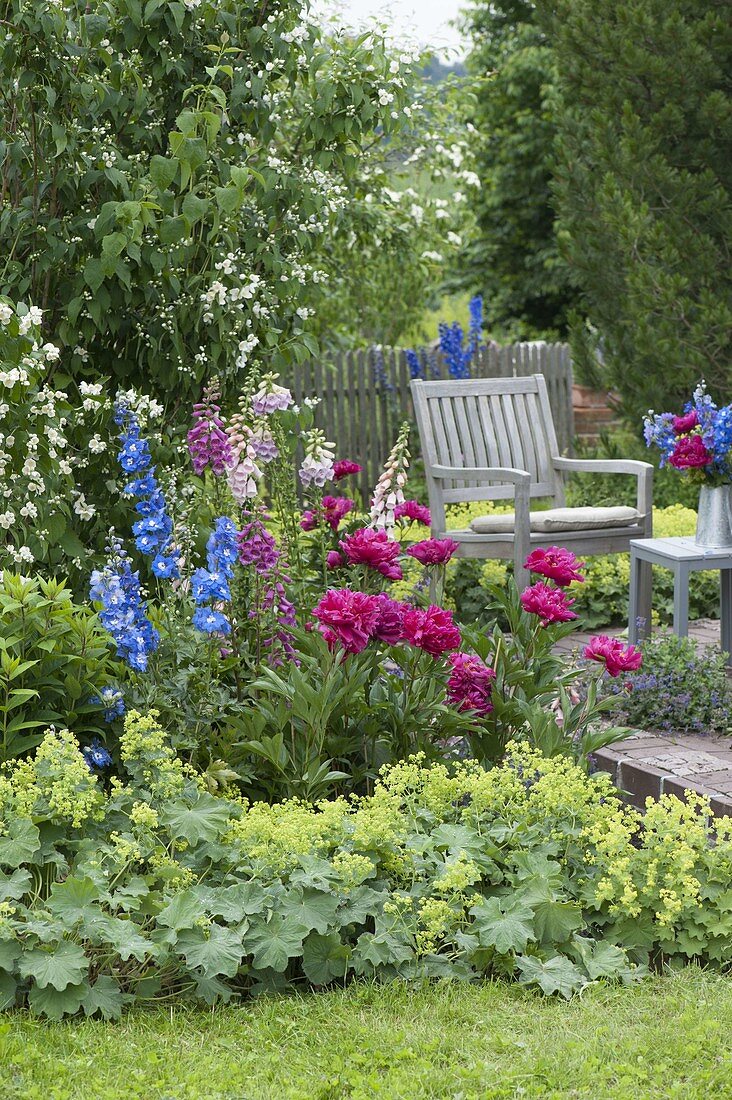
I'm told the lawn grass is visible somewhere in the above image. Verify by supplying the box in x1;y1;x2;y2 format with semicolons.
2;969;732;1099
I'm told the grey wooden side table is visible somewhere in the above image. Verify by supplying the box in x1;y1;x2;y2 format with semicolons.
628;536;732;662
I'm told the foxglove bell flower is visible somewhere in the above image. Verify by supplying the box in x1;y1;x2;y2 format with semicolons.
187;383;232;476
251;372;294;416
299;429;335;488
369;421;410;530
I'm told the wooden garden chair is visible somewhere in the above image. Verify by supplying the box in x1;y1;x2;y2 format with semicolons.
411;375;653;621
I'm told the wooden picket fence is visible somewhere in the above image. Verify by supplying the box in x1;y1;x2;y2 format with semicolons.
291;343;574;504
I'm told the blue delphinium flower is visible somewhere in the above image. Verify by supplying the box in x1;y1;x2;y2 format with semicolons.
82;738;113;771
371;346;394;392
406;348;425;380
192;607;232;635
438;295;484;379
114;400;179;579
90;545;160;670
191;516;239;635
90;685;126;723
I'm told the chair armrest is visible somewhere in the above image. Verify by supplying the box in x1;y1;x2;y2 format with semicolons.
430;464;532;485
552;456;653;526
552;457;653;476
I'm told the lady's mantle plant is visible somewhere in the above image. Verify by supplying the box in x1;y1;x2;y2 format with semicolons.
5;713;732;1019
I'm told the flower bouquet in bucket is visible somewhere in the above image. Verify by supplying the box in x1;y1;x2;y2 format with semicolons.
643;382;732;548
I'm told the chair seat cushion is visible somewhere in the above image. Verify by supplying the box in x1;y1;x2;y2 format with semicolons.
469;505;641;534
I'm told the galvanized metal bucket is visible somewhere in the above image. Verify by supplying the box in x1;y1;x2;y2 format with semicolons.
695;484;732;549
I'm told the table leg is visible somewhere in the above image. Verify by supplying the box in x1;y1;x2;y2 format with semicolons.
628;550;639;643
721;569;732;663
628;550;651;642
637;559;652;640
673;564;690;638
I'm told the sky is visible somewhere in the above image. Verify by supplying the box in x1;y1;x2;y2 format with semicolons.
312;0;468;60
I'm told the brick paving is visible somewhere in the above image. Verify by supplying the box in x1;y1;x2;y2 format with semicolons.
557;619;732;816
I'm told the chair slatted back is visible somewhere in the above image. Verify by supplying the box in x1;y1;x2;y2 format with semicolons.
411;375;565;509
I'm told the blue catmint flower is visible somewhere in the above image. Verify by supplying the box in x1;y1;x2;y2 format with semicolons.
83;738;113;770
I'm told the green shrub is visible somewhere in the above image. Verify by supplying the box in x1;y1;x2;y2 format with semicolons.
0;574;119;762
605;632;732;736
4;713;732;1018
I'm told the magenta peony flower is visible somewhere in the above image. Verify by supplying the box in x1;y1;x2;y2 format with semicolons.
301;497;355;533
312;589;379;654
394;500;431;526
340;527;403;581
326;550;343;569
323;496;355;531
669;434;711;469
333;459;363;481
401;605;461;656
672;410;699;434
520;582;577;626
584;635;643;677
372;593;406;645
406;537;460;566
446;652;496;716
524;546;586;587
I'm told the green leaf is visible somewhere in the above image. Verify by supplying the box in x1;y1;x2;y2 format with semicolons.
0;972;17;1010
302;932;350;985
156;888;207;933
101;232;127;257
48;876;101;926
181;192;209;225
208;882;268;921
471;897;535;955
28;981;87;1020
177;925;244;978
532;900;584;945
160;792;230;845
81;976;131;1020
245;914;308;973
0;939;21;972
285;887;340;935
351;932;413;972
149;154;178;191
516;954;586;999
19;940;88;990
83;257;106;292
193;971;234;1006
0;819;40;868
0;868;32;903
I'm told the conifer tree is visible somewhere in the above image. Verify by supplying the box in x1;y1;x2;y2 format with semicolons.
543;0;732;419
